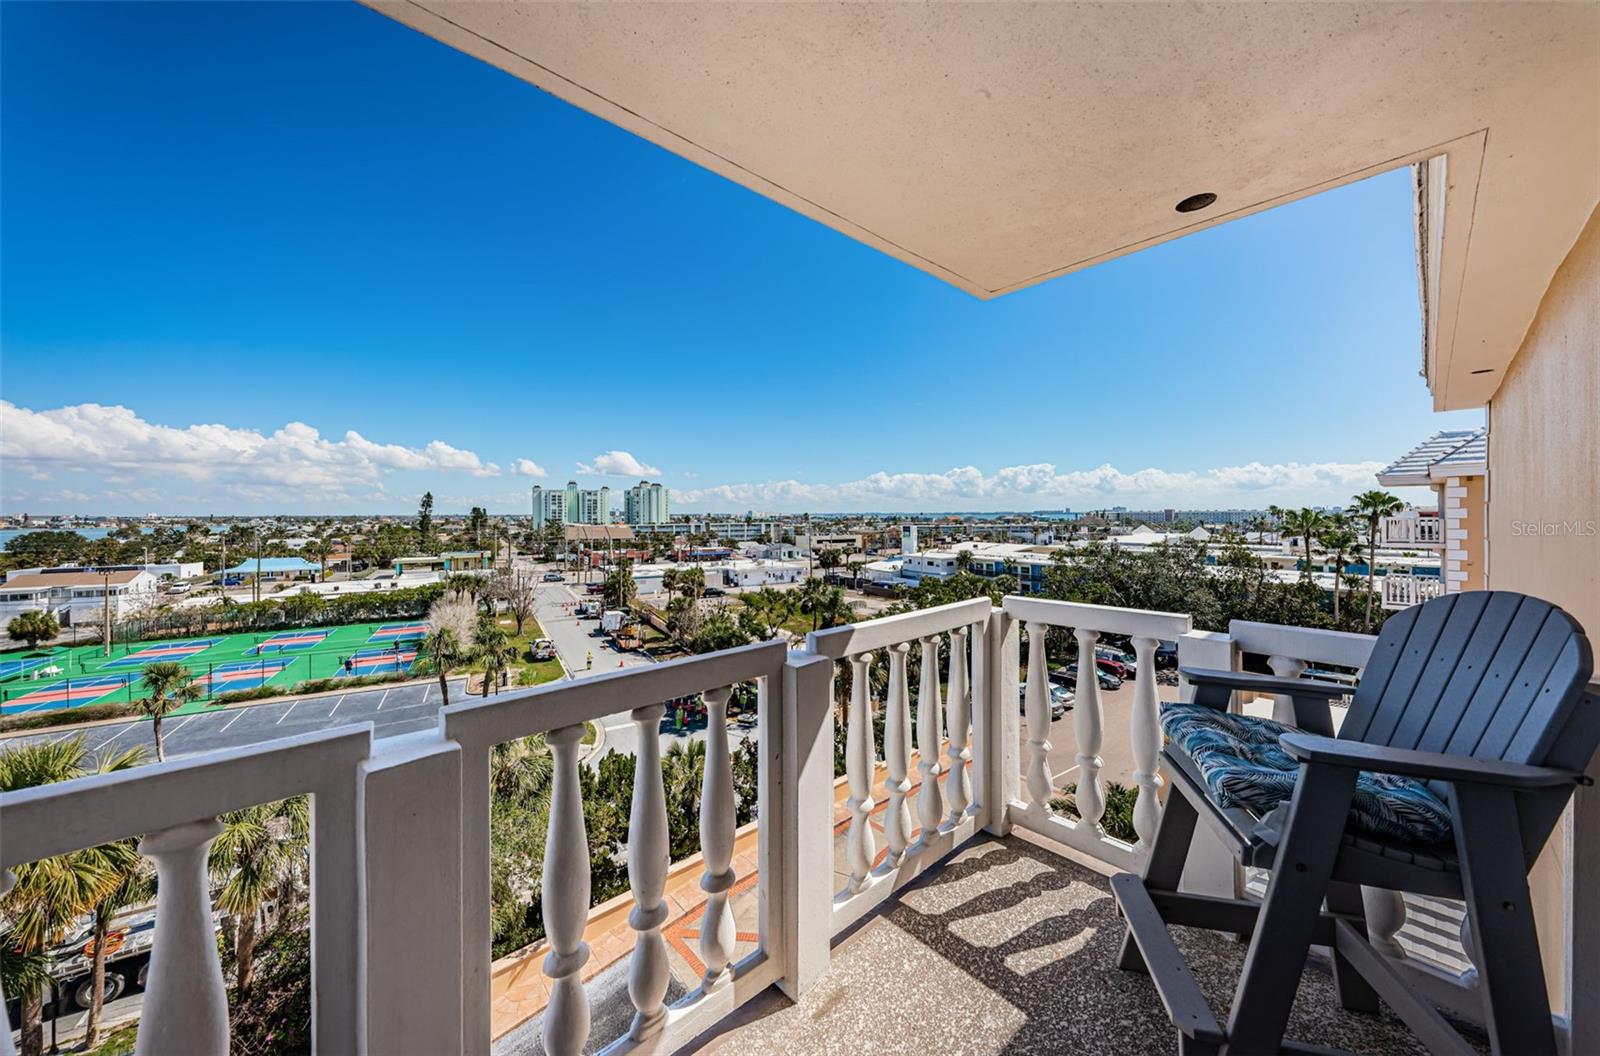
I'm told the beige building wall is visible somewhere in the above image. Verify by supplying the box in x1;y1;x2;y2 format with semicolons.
1441;475;1487;592
1483;201;1600;1013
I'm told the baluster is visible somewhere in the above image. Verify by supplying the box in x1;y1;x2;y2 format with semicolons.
699;686;737;987
542;724;591;1056
1129;635;1163;848
915;635;944;844
627;703;670;1041
1266;654;1307;726
135;818;228;1056
882;644;912;868
843;656;877;892
1363;887;1408;960
1024;621;1055;810
1073;627;1106;831
1;870;15;1056
945;626;972;825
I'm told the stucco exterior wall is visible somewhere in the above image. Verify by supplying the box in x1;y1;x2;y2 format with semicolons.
1485;201;1600;1013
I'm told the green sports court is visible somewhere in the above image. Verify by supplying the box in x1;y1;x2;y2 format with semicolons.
0;621;430;717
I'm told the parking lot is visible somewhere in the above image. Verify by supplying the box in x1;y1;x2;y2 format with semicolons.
3;675;472;766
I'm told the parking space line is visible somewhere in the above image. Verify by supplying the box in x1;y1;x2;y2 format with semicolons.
275;700;299;725
166;714;200;739
220;708;249;733
376;689;391;711
93;723;134;751
329;694;347;717
422;684;430;704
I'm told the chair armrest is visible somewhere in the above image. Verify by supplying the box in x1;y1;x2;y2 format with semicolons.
1278;732;1591;789
1179;667;1352;698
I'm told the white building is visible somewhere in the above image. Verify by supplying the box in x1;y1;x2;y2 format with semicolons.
0;569;160;627
623;480;670;525
715;559;807;588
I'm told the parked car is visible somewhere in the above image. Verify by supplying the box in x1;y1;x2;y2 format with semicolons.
542;572;565;582
1018;682;1073;719
1063;663;1122;691
704;586;727;597
531;638;556;660
1095;645;1136;674
165;581;191;595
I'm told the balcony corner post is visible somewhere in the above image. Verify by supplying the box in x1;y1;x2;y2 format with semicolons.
1176;629;1242;900
777;651;836;1000
985;608;1019;837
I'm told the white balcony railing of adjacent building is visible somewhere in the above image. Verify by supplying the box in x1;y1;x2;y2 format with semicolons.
1378;513;1444;548
2;596;1595;1055
1381;572;1447;610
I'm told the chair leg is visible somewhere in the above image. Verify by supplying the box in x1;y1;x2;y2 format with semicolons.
1117;786;1199;971
1324;882;1380;1014
1227;763;1358;1055
1453;783;1557;1056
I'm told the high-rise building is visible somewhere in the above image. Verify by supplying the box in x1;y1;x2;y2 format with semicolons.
532;482;612;527
623;480;670;525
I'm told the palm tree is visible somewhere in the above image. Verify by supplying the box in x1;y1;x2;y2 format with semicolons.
739;588;793;640
801;583;854;631
603;558;637;611
1349;489;1405;632
795;577;833;631
490;735;553;803
844;560;865;587
0;738;143;1056
134;660;204;762
475;616;517;697
209;796;309;996
1320;522;1358;622
423;625;462;706
1279;508;1328;585
955;549;974;573
83;857;152;1046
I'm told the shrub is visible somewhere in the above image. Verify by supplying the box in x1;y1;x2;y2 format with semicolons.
0;701;128;733
214;685;288;705
1050;780;1139;843
290;672;409;696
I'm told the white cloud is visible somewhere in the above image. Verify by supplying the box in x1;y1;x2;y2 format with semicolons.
0;401;504;505
511;458;548;478
576;450;662;477
671;459;1387;512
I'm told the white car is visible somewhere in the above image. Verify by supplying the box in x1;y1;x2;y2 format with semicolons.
1018;682;1073;719
165;581;192;595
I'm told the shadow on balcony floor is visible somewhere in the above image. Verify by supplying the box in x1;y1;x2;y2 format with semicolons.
691;834;1485;1056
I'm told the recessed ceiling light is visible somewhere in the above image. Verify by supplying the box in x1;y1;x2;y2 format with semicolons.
1175;192;1217;213
1470;368;1495;375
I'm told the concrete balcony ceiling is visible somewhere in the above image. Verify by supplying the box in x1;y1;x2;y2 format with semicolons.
369;2;1599;410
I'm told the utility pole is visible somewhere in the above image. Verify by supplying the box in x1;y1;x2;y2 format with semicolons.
253;528;263;606
101;568;113;657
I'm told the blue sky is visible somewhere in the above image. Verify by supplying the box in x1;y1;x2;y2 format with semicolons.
0;2;1480;516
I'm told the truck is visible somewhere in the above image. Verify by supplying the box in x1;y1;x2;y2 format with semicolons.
5;904;226;1025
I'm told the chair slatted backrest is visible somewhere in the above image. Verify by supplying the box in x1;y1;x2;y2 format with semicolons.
1341;591;1594;767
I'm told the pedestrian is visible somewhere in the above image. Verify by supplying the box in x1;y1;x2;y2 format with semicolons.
586;651;593;671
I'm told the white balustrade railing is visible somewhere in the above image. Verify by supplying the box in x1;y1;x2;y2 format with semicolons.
805;595;994;935
1381;572;1446;610
0;727;369;1056
441;639;793;1056
1000;597;1192;870
1379;514;1444;547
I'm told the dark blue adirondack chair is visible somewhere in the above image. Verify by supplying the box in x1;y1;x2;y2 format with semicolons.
1113;590;1596;1056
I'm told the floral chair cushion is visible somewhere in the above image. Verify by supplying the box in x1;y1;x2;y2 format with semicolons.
1160;702;1453;845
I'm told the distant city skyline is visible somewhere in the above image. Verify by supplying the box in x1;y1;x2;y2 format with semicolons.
0;3;1478;517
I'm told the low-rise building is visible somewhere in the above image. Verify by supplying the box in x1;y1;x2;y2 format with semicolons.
0;569;160;626
392;551;494;575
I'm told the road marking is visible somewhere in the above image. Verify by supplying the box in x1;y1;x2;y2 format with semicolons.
93;724;134;751
329;694;347;716
376;689;391;711
275;700;299;725
167;714;199;738
220;708;249;733
422;683;430;704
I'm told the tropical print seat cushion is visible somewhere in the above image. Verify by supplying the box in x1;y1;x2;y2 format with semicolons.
1160;703;1453;845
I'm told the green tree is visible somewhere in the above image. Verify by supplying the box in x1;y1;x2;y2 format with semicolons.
209;797;309;996
475;614;516;697
6;610;58;650
738;587;793;640
303;538;334;580
134;660;204;761
603;558;638;610
83;852;152;1047
1319;519;1358;623
1349;489;1405;632
955;549;974;573
423;625;463;706
418;492;436;551
1279;508;1329;585
691;610;753;654
798;581;853;631
816;547;844;575
0;737;143;1056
